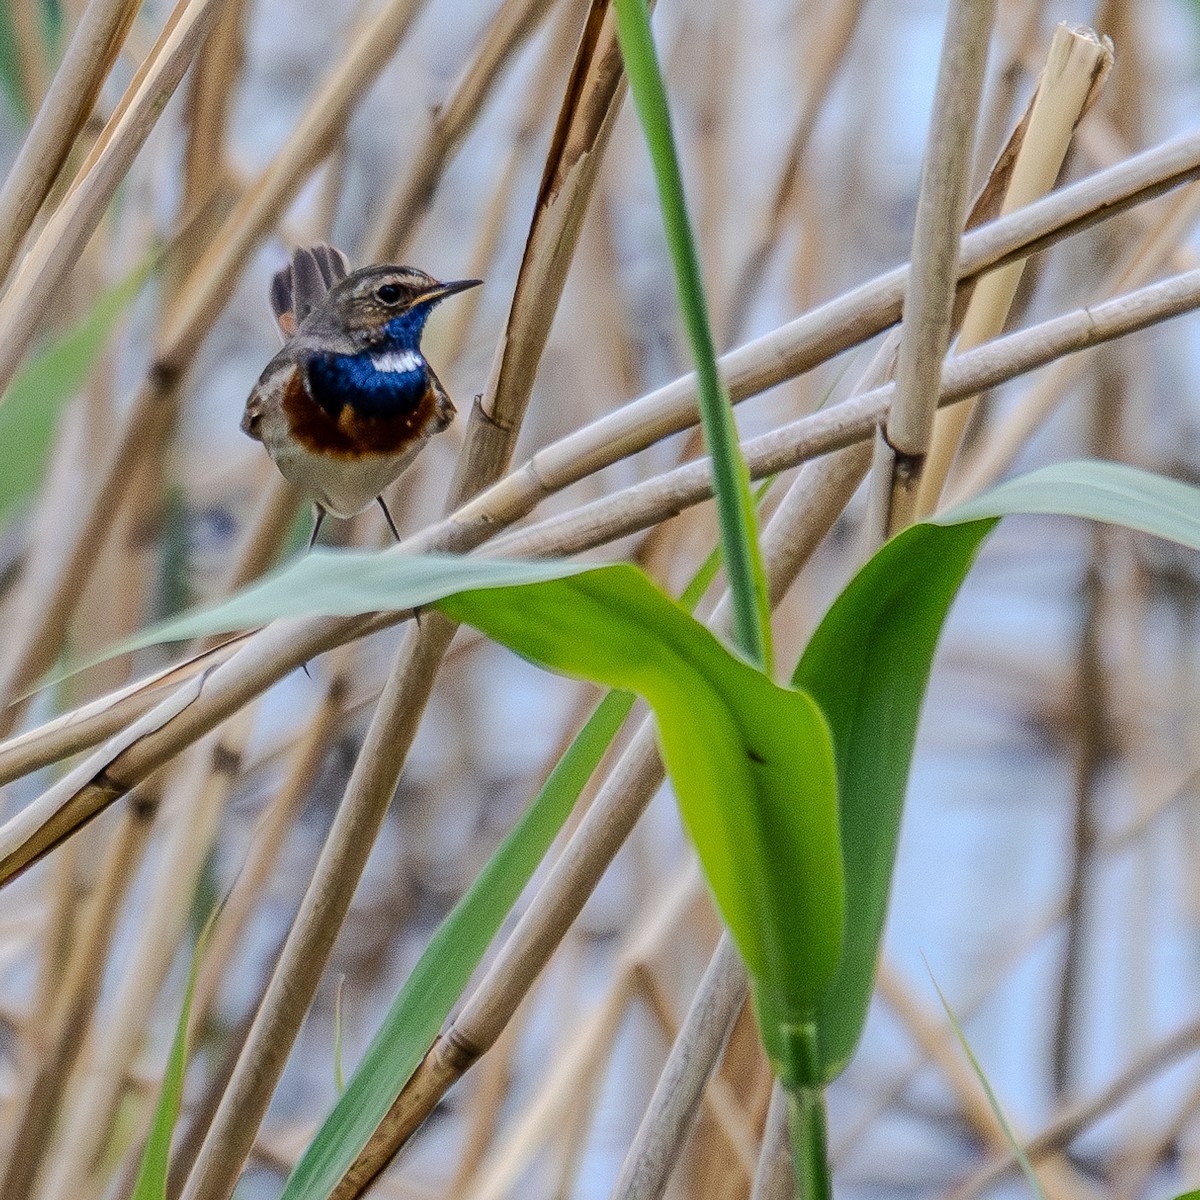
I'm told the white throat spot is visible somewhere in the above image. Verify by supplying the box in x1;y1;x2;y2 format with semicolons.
372;350;423;374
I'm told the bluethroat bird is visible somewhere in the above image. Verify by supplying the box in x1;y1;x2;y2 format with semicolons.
241;244;480;543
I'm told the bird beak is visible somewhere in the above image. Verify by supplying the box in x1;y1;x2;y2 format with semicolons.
424;278;483;304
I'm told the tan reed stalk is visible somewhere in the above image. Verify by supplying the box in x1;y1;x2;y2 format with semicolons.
4;151;1200;869
0;639;244;787
437;0;589;372
445;999;529;1199
0;249;1193;888
868;0;997;539
610;933;750;1200
17;470;307;1195
916;24;1114;516
948;177;1200;502
457;960;637;1200
40;712;261;1200
178;10;629;1198
722;0;870;343
365;0;560;261
0;0;140;284
456;128;1200;540
6;0;47;115
453;866;712;1200
0;783;160;1200
179;0;247;220
749;1083;791;1200
968;0;1046;187
0;0;229;400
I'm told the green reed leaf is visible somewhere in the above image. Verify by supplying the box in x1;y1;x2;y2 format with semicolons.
0;254;155;530
612;0;772;670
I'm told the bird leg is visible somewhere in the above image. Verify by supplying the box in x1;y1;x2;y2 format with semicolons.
377;495;401;542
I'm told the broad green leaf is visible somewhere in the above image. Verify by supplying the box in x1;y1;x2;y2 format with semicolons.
280;687;636;1200
0;5;27;119
796;458;1200;1082
794;516;992;1079
612;0;772;669
129;917;213;1200
928;966;1047;1200
0;255;155;530
438;566;843;1068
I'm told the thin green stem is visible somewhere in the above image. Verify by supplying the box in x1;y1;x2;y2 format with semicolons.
787;1086;832;1200
611;0;772;672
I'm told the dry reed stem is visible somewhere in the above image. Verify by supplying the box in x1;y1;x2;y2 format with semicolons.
179;10;627;1197
154;0;429;370
7;0;46;117
948;177;1200;502
0;249;1195;888
610;933;748;1200
180;0;247;219
6;147;1200;878
366;0;561;260
0;786;157;1200
0;0;140;284
35;484;318;1189
437;0;587;369
42;711;260;1200
636;963;760;1182
458;126;1200;541
189;672;349;1034
458;955;643;1200
0;385;175;722
3;476;299;1188
949;1011;1200;1199
0;640;244;788
0;0;228;399
748;1082;791;1200
445;1005;530;1200
723;0;869;343
917;24;1114;515
871;0;996;538
458;869;702;1200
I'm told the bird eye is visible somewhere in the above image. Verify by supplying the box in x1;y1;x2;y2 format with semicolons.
375;283;403;304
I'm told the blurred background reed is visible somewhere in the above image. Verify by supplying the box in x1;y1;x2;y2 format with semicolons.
4;0;1200;1197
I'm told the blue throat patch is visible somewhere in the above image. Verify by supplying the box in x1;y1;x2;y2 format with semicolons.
308;304;434;421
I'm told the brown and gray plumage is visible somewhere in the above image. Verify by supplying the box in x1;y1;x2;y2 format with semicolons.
241;245;480;537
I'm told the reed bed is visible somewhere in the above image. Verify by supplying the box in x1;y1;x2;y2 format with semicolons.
1;0;1200;1197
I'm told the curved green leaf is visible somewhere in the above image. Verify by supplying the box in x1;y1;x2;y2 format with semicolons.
438;567;843;1050
797;458;1200;1082
68;553;598;673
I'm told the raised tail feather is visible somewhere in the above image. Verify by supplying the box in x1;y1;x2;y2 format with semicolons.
269;244;350;339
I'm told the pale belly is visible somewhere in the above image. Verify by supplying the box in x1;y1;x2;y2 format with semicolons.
253;403;426;517
270;439;426;517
